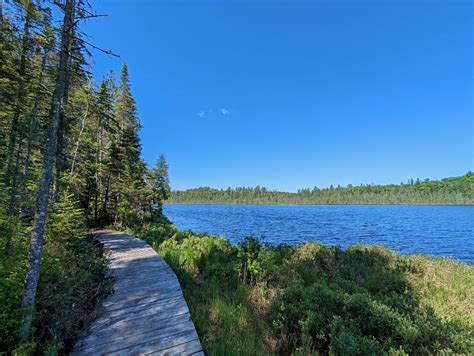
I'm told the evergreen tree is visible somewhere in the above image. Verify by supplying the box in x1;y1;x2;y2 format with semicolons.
0;1;155;350
20;0;77;340
148;154;170;216
112;63;146;227
169;172;474;205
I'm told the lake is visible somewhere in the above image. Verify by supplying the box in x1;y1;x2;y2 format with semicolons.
164;204;474;264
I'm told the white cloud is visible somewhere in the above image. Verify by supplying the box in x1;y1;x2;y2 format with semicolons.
219;107;230;116
197;107;230;118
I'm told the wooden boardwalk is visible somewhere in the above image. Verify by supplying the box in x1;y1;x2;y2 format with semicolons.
72;231;203;355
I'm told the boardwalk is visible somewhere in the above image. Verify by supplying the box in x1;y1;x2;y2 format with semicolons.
72;231;203;355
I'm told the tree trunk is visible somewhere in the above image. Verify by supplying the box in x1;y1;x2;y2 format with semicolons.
101;171;112;222
69;97;90;176
20;0;76;341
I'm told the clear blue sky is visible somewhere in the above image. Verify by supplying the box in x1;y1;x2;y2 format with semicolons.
83;0;472;192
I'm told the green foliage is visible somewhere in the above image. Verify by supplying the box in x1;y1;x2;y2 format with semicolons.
139;226;270;355
238;237;292;286
0;202;111;353
147;154;171;217
169;172;474;205
137;220;474;355
0;1;153;353
34;209;111;353
0;216;26;351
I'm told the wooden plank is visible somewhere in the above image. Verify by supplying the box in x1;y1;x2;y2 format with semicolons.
77;313;194;349
107;260;169;273
190;351;205;356
87;299;189;333
72;231;202;355
104;329;200;355
111;274;178;292
107;267;174;284
101;295;183;320
75;320;196;354
104;290;183;312
109;279;181;299
146;339;202;355
102;284;181;307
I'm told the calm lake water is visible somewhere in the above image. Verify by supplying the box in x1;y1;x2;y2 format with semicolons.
164;204;474;264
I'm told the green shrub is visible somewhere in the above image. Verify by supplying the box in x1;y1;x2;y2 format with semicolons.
0;194;111;354
0;216;27;351
136;220;474;356
272;245;473;355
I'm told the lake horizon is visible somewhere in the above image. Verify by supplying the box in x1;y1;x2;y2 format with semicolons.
164;204;474;264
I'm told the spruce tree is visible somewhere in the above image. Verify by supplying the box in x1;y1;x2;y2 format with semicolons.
20;0;76;340
148;154;170;216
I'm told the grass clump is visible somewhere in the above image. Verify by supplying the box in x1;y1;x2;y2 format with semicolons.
138;218;474;355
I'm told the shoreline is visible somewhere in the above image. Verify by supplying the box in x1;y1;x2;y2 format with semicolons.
166;202;474;206
159;222;474;266
137;220;474;355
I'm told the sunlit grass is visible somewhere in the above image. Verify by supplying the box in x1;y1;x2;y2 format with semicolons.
138;219;474;355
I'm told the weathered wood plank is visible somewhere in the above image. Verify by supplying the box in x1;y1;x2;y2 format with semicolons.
72;231;202;355
101;295;184;320
87;299;189;333
111;274;179;293
146;339;203;356
104;290;183;312
104;329;199;355
107;280;181;300
75;321;197;354
77;314;194;349
190;351;205;356
102;284;182;307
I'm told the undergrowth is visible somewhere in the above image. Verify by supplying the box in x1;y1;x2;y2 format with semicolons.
137;217;474;355
0;194;111;354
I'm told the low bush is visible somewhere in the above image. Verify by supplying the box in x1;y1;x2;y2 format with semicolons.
138;219;474;355
0;195;111;354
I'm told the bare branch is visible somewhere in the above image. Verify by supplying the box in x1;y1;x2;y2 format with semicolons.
77;13;107;20
80;38;120;58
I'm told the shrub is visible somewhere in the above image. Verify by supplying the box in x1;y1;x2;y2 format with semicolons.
136;220;474;356
0;194;111;354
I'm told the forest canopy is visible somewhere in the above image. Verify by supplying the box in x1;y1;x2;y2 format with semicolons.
169;172;473;205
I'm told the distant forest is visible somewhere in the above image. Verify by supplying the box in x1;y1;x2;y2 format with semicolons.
169;172;473;205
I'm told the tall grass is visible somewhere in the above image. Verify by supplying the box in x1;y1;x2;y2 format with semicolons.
138;218;473;355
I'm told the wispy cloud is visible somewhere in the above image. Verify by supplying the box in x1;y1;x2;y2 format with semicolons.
219;107;230;116
197;107;230;118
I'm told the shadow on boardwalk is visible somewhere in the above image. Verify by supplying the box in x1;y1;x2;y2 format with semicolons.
72;231;203;355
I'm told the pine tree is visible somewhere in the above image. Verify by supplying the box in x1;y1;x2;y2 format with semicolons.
1;0;153;349
148;154;170;216
20;0;77;340
111;63;146;227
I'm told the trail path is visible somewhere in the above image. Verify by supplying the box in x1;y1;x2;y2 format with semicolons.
72;231;203;355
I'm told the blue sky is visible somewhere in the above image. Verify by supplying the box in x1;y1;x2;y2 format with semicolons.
83;0;472;192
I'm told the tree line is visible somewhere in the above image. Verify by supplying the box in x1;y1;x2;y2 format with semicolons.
169;172;473;205
0;0;169;345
